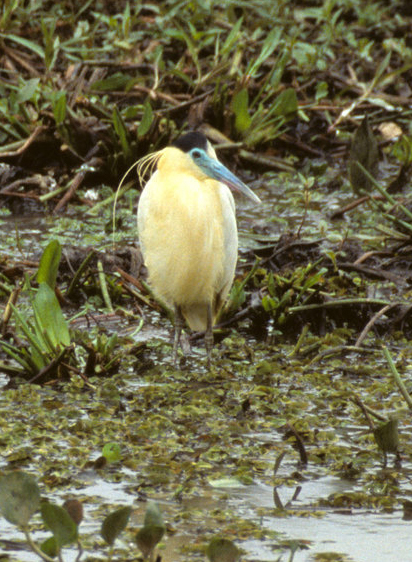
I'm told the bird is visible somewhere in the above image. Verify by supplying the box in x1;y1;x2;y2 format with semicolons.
136;131;260;367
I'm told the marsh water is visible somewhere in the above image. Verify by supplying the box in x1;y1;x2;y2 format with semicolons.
1;442;410;562
1;170;411;562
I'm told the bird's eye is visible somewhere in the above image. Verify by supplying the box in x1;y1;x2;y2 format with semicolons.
191;149;202;159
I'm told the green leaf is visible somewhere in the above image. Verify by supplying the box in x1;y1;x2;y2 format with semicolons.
16;78;40;104
123;106;140;119
33;283;70;349
1;340;41;373
299;267;327;294
135;525;165;559
41;502;78;549
373;49;392;87
273;88;298;116
261;294;278;313
52;92;67;126
0;33;45;59
0;471;41;527
37;239;62;289
112;106;130;157
7;304;48;367
143;502;164;528
315;81;328;101
374;418;399;454
227;280;246;312
102;442;121;463
137;100;153;138
247;27;282;77
40;536;58;558
122;1;131;37
231;88;251;133
101;506;132;546
92;73;132;91
221;17;243;56
134;503;165;558
206;537;240;562
349;115;379;195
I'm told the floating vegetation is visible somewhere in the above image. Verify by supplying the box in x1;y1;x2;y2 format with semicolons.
1;1;412;561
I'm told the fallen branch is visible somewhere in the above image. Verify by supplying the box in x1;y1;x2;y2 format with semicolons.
355;304;394;347
53;151;102;213
289;297;398;314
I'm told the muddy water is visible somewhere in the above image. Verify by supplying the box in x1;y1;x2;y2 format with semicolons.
231;477;411;562
1;461;409;561
1;174;411;561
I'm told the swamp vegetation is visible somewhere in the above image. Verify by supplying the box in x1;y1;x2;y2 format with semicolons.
1;0;412;560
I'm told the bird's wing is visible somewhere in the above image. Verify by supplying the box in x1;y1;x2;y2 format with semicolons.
213;184;237;315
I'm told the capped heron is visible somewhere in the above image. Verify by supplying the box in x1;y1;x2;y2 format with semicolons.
137;131;260;367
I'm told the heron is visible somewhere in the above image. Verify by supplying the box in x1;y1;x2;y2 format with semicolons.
137;131;260;367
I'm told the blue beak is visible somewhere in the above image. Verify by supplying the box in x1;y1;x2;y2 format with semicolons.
191;149;261;204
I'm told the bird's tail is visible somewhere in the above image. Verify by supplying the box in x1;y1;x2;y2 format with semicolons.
181;288;227;332
181;304;210;332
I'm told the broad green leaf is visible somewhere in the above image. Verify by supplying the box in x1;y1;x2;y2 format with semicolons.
101;506;132;546
37;239;62;289
33;283;70;348
137;100;153;138
231;88;251;133
102;442;121;463
273;88;298;116
0;471;40;527
40;536;58;558
135;525;165;559
41;502;78;549
315;81;328;101
374;418;399;454
206;537;240;562
16;78;40;104
143;502;164;529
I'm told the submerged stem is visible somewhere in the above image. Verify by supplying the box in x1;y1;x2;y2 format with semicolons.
98;259;114;313
383;345;412;410
23;526;55;562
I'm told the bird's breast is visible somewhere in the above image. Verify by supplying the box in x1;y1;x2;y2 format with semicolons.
137;170;237;309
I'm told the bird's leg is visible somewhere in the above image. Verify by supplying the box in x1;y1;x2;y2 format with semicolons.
173;305;184;367
205;304;214;370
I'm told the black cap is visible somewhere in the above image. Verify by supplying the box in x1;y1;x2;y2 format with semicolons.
172;131;208;153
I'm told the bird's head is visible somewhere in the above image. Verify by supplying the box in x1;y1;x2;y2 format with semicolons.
167;132;261;204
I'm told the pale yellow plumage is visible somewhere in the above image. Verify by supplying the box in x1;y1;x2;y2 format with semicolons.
138;147;237;331
136;132;259;366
